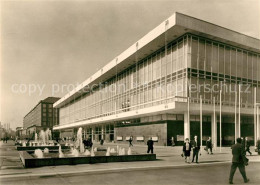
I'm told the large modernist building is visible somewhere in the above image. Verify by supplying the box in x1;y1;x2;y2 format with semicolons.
53;12;260;146
23;97;60;138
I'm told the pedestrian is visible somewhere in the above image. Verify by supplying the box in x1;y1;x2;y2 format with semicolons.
182;138;192;163
206;137;213;154
191;135;201;163
100;138;104;145
171;137;175;146
245;137;252;156
129;136;133;147
147;137;154;154
229;138;249;184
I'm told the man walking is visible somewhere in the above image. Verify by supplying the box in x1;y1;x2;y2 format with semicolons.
147;137;154;154
229;138;249;184
192;135;200;163
245;137;252;156
129;136;133;147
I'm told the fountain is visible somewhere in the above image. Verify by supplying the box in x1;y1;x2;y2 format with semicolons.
76;127;84;153
39;130;46;145
59;145;64;158
90;147;95;157
18;128;156;168
119;148;126;156
127;147;132;155
71;148;79;157
84;149;91;156
34;149;43;158
43;148;49;154
35;133;38;142
106;147;111;156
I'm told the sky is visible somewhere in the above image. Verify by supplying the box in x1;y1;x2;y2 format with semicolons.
1;0;260;130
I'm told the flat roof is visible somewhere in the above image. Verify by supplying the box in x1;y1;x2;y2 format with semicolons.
54;12;260;108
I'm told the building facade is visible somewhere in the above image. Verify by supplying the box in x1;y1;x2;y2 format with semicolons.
23;97;60;138
53;12;260;146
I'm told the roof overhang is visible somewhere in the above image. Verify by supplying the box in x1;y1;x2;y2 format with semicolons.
54;12;260;108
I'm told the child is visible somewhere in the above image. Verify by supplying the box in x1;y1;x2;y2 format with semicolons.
183;138;192;163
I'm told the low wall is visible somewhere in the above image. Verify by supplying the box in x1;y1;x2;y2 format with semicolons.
19;151;156;168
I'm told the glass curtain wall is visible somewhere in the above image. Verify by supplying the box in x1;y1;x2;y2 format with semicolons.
60;35;189;125
187;34;260;106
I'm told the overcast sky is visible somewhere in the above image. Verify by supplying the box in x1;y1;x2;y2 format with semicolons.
1;0;260;129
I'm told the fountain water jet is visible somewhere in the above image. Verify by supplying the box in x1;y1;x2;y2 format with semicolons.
84;149;91;156
72;148;79;157
43;148;49;153
39;130;46;145
90;147;95;157
106;147;111;156
34;149;43;158
35;133;38;142
59;145;64;158
127;147;132;155
76;127;84;153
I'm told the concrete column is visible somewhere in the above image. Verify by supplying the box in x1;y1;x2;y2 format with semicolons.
211;113;217;150
101;125;104;140
91;128;94;142
235;114;240;141
257;107;260;141
184;111;190;140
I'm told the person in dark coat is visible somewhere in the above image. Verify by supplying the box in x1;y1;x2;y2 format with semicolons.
244;137;252;156
147;137;154;154
182;138;192;163
129;136;133;147
191;135;201;163
206;137;213;154
229;138;249;184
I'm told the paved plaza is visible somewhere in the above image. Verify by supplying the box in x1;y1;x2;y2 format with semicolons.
0;141;260;185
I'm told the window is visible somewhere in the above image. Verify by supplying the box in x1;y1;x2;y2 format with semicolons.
198;39;205;70
219;45;224;74
212;43;218;73
224;46;231;75
205;42;212;72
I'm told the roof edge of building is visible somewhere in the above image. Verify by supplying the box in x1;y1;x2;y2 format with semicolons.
54;12;260;108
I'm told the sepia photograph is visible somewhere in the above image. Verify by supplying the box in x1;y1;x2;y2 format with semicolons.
0;0;260;184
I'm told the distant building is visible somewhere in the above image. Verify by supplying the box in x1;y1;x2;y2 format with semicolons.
16;127;23;139
0;123;4;140
23;97;60;138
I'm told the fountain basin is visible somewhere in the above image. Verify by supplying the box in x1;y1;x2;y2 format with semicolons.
18;151;156;168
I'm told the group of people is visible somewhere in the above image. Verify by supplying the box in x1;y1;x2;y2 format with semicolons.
182;136;213;164
2;137;9;143
121;100;130;112
83;137;93;149
182;135;251;184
